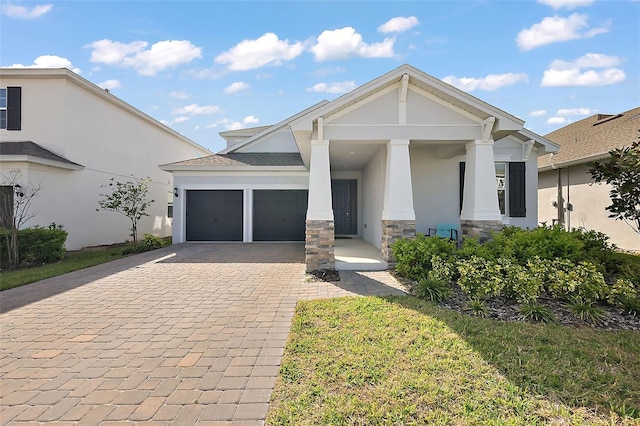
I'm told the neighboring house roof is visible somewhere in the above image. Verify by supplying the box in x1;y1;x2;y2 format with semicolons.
0;68;211;157
160;152;305;171
539;106;640;171
0;141;84;170
219;126;272;140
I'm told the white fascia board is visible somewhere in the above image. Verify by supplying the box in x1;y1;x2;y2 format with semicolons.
219;100;329;154
159;165;308;172
538;152;608;172
0;155;85;170
0;68;211;156
519;128;560;153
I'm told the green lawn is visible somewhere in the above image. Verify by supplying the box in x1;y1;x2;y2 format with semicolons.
267;296;640;425
0;244;135;291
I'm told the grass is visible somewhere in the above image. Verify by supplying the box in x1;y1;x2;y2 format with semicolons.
267;296;640;425
1;243;137;291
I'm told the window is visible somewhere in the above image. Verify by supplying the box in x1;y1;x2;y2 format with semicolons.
459;161;526;218
495;163;506;215
0;87;21;130
0;88;6;129
167;191;174;218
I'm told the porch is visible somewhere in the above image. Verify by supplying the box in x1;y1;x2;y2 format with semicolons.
334;238;388;271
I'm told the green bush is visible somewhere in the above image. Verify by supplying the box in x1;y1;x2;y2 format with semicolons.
607;279;638;307
502;257;543;304
414;278;451;302
519;302;556;323
456;256;504;300
122;234;167;255
392;234;456;281
0;224;68;266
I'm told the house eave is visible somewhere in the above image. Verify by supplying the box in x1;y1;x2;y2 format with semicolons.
159;165;308;172
0;155;85;170
538;152;609;172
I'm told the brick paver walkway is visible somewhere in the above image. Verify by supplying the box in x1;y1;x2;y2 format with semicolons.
0;243;405;425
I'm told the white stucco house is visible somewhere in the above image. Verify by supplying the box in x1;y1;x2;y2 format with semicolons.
161;64;559;271
539;107;640;251
0;68;211;250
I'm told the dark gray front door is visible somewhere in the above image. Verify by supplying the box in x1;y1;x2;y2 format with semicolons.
186;190;243;241
332;179;357;235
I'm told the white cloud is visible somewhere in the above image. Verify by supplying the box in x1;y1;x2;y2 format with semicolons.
541;53;625;86
1;3;52;19
556;107;594;116
170;90;189;100
306;81;357;94
98;79;121;90
310;27;395;61
8;55;81;73
172;103;222;116
224;81;250;94
516;13;609;51
378;16;419;33
547;116;569;124
226;121;244;130
309;66;346;77
538;0;595;10
172;116;190;124
215;33;303;71
87;39;202;76
529;110;547;117
243;115;259;124
442;72;529;91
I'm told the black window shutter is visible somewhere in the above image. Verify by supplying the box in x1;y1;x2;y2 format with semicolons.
7;87;21;131
459;162;465;214
508;162;526;217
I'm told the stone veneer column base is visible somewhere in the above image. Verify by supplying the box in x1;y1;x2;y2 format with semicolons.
460;220;503;242
305;220;335;272
381;219;416;264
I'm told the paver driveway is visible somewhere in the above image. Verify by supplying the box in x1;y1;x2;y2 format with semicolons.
0;243;406;425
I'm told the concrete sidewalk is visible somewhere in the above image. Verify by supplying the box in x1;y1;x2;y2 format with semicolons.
0;243;405;425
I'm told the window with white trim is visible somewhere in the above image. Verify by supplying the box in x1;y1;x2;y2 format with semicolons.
495;163;507;215
0;88;6;129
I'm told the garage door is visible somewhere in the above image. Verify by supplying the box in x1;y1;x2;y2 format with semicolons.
186;190;243;241
253;190;308;241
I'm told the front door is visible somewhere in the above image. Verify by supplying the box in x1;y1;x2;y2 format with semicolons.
332;179;357;235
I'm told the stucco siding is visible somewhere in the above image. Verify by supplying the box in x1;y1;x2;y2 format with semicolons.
362;146;385;248
406;89;478;125
235;128;299;153
329;90;399;125
539;165;640;251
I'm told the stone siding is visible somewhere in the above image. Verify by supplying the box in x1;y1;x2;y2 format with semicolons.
381;219;416;263
305;220;335;272
460;220;503;242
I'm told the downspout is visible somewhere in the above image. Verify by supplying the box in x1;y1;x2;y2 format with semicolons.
566;166;571;231
556;168;564;226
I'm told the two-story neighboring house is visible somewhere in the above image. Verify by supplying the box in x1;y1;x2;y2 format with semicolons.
0;68;211;250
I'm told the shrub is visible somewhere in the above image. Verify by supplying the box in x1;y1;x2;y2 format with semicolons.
502;257;543;304
122;234;167;255
392;234;456;281
415;278;452;302
456;256;504;300
607;279;637;307
465;299;489;317
566;301;607;323
519;303;556;323
0;224;67;266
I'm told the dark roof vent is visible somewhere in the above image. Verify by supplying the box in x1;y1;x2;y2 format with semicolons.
593;113;623;126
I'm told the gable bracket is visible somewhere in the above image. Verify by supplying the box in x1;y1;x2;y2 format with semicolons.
398;74;409;125
481;117;496;140
522;139;535;161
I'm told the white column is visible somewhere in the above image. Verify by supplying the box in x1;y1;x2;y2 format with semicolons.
460;139;502;221
382;139;415;220
243;189;253;242
306;139;333;220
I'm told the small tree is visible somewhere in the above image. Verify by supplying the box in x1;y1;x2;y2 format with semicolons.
97;176;154;243
0;170;41;268
587;136;640;234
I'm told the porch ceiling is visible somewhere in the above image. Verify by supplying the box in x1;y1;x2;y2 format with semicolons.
329;140;383;171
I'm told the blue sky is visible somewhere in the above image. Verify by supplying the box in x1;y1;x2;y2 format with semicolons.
1;0;638;153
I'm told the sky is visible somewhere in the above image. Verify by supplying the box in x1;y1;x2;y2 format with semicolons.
1;0;638;153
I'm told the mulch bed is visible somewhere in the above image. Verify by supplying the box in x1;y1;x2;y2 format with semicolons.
305;269;341;283
390;271;640;331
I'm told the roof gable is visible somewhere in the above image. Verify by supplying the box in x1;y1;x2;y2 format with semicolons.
0;141;84;170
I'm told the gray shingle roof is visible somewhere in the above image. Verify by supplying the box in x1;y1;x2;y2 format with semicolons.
539;106;640;169
0;141;84;168
165;152;304;167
